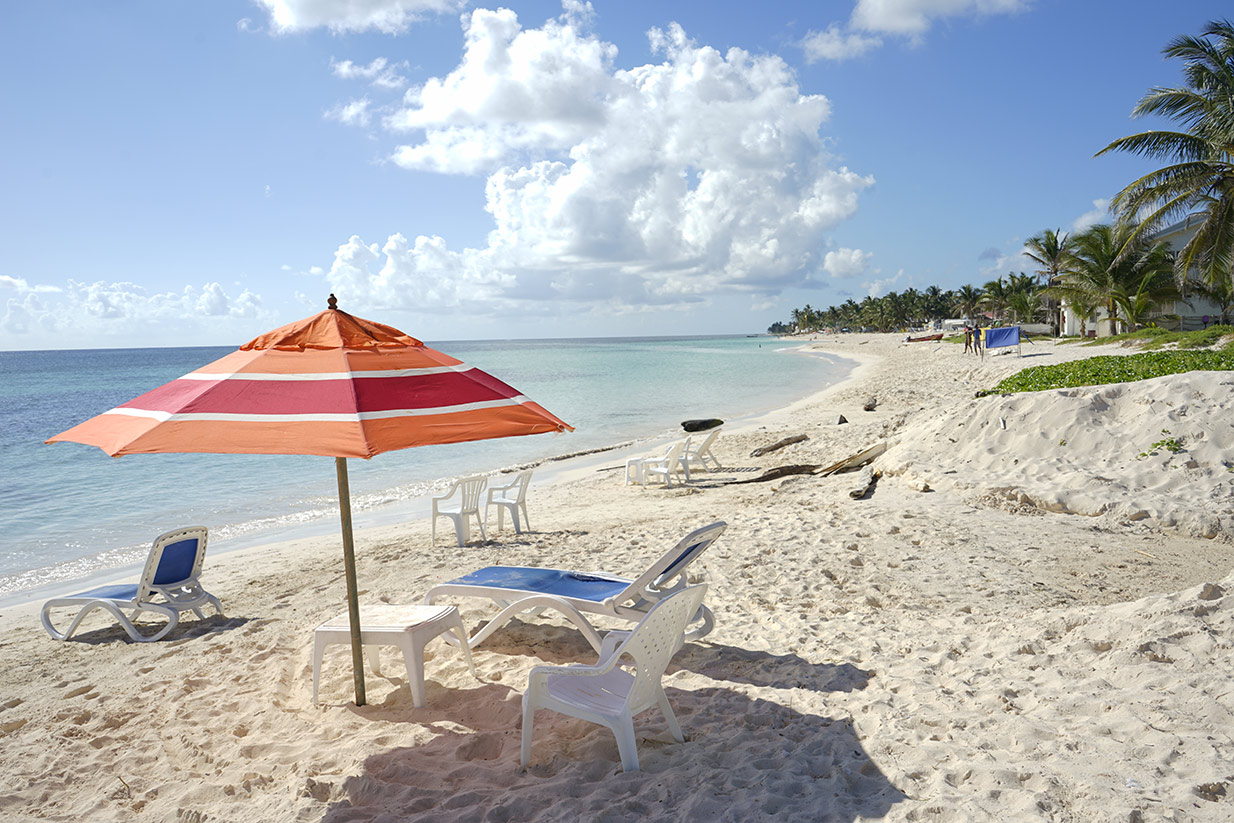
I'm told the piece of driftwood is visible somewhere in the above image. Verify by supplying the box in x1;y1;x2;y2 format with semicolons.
819;441;887;477
750;434;808;458
727;464;820;484
863;397;878;411
682;418;724;433
848;467;879;499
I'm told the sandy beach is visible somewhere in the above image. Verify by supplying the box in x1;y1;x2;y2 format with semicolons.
1;333;1231;822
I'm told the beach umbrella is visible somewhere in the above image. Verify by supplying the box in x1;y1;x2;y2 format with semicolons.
47;295;572;705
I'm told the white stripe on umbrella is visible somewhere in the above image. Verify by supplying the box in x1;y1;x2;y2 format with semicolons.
103;396;534;422
179;365;477;381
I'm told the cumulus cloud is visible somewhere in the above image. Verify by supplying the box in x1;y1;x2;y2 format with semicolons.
802;0;1030;62
823;248;874;278
850;0;1030;38
1071;198;1110;232
330;57;408;89
1;275;61;294
801;25;882;62
327;8;875;320
0;279;266;346
255;0;462;34
325;97;372;127
862;269;902;298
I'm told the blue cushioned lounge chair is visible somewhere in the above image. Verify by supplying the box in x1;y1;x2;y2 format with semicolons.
41;526;223;642
425;521;725;653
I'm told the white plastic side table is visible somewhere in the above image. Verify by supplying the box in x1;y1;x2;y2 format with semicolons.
312;604;477;707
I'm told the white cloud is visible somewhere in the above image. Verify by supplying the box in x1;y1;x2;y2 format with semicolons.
236;17;260;34
801;25;882;62
328;10;874;320
0;275;61;294
325;98;372;127
862;269;902;298
823;247;874;278
0;279;266;347
851;0;1030;37
256;0;462;34
1071;198;1110;232
330;57;408;89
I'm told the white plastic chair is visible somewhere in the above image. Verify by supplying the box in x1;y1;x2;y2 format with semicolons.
521;584;708;772
432;475;488;547
485;469;533;535
682;427;722;473
41;526;223;642
643;439;689;486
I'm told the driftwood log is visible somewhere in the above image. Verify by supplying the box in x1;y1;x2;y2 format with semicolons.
727;464;820;484
750;434;808;458
848;467;880;499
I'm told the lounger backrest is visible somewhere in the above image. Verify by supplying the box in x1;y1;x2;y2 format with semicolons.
139;526;209;599
614;584;708;710
618;521;726;602
695;427;720;452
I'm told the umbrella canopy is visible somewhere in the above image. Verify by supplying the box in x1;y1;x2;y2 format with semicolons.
48;296;572;705
50;299;570;458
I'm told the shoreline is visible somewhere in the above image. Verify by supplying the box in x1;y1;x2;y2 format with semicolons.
0;343;859;612
2;333;1230;822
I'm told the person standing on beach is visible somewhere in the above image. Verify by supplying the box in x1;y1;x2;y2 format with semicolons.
963;326;973;354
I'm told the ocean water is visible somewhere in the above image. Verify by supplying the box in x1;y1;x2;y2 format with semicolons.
0;336;849;598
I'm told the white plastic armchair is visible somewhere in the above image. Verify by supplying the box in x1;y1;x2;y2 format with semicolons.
643;439;689;486
41;526;223;642
432;475;488;547
485;469;533;535
683;427;722;473
521;584;708;772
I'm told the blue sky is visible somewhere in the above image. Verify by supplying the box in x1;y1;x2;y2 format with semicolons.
1;0;1228;349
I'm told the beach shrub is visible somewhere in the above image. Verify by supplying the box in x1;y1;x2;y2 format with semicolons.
980;349;1234;395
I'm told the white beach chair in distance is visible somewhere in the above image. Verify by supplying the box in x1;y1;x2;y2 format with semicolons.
683;426;722;473
432;475;488;547
485;468;533;535
425;521;725;653
521;584;708;772
41;526;223;642
643;439;689;486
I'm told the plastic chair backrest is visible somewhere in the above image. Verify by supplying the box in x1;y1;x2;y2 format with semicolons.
512;469;533;502
616;584;708;710
139;526;209;598
694;427;720;452
617;521;726;602
459;476;487;511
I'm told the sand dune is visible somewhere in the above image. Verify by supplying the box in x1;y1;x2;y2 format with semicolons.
0;334;1229;822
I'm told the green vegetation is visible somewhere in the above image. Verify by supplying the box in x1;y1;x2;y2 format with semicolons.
1139;429;1184;458
1085;324;1234;349
981;349;1234;396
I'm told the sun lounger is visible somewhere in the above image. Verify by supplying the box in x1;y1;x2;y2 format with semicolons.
425;521;726;653
521;584;708;771
41;526;223;642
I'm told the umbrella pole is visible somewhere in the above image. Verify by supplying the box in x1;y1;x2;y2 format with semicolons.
335;457;367;706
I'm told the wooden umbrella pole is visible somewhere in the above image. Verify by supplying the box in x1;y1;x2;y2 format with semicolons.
335;457;367;706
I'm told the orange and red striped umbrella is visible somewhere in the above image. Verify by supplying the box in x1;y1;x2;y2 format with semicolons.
48;301;572;457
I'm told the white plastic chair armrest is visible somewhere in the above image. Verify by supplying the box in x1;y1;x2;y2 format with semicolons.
598;630;633;662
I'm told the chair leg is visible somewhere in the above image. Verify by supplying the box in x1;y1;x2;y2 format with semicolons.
611;718;641;771
657;690;684;742
520;705;535;768
519;502;529;533
312;634;328;703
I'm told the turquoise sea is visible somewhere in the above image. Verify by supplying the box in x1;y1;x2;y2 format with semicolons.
0;336;850;599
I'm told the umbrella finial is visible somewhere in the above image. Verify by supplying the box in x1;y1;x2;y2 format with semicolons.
328;294;338;310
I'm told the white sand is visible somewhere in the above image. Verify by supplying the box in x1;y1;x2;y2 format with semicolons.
1;334;1231;822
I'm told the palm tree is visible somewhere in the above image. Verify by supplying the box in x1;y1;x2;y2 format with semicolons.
953;284;984;320
981;277;1012;322
1183;274;1234;325
1024;228;1074;335
1047;224;1175;335
1097;19;1234;291
1007;290;1043;324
